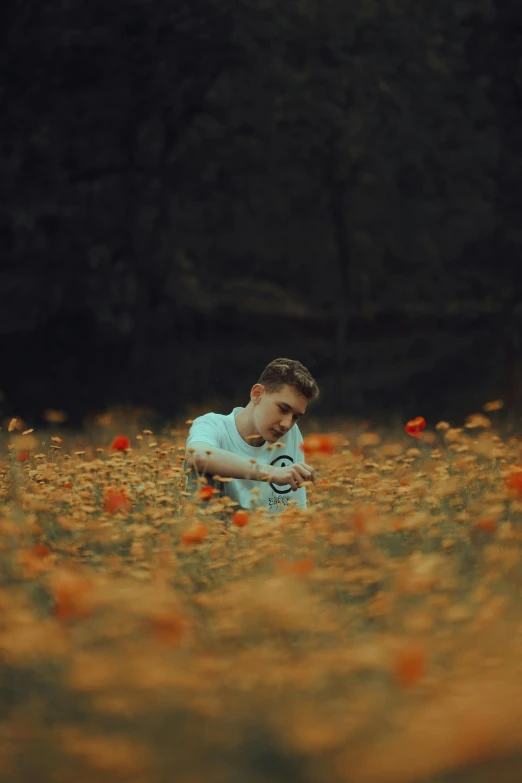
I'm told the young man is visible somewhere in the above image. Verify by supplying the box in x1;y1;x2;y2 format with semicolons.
185;358;319;513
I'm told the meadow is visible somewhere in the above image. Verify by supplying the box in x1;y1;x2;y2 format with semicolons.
1;402;522;783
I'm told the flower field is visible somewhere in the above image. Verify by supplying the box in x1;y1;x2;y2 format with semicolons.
1;403;522;783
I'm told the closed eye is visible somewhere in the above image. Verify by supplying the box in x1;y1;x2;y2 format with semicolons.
279;404;301;421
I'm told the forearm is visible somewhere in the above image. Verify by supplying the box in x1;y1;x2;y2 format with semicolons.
186;446;271;481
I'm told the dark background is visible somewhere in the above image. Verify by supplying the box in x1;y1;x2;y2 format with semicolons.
2;0;522;426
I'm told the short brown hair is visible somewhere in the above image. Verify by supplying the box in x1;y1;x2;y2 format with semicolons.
257;358;319;401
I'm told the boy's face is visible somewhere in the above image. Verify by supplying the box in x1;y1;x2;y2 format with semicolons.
251;383;308;443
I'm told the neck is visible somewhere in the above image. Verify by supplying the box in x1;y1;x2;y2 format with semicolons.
235;402;265;447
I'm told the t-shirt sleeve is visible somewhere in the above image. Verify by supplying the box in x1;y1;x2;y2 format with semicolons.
186;414;223;451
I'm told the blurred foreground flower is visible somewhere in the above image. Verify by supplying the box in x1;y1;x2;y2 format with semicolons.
104;489;132;514
483;399;504;412
111;435;130;451
198;485;215;501
300;434;337;457
505;470;522;496
18;544;52;576
43;409;69;424
181;522;208;544
394;643;428;687
404;416;426;438
58;729;151;776
148;610;189;645
50;570;93;621
231;509;249;527
474;518;497;533
7;417;23;432
465;413;492;429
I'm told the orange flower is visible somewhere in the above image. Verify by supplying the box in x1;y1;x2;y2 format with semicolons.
231;510;249;527
394;643;427;687
404;416;426;438
198;485;215;501
14;451;30;462
181;523;208;545
300;434;336;457
110;435;130;452
64;482;73;490
104;490;131;514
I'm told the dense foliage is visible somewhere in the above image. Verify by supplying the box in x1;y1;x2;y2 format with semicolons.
2;0;522;418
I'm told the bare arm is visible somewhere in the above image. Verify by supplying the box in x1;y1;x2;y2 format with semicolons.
185;442;267;481
185;442;316;489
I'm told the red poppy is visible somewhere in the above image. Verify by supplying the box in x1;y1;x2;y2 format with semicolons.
110;435;130;452
31;543;51;559
404;416;426;438
14;451;30;462
231;510;249;527
506;471;522;496
474;518;496;533
198;485;215;501
104;489;132;514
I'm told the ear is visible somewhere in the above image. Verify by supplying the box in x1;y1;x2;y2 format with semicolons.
251;383;264;404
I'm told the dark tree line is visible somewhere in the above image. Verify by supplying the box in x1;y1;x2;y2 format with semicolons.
1;0;522;421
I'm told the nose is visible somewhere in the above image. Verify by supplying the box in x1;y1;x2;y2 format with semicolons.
280;414;292;432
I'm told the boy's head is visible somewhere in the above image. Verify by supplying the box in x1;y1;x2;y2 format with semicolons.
257;358;319;401
250;358;319;443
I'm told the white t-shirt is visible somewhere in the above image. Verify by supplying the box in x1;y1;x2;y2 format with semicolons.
186;407;306;513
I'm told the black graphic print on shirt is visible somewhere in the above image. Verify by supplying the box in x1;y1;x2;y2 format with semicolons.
269;454;294;494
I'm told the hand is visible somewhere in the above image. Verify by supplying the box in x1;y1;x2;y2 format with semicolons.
267;461;316;491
